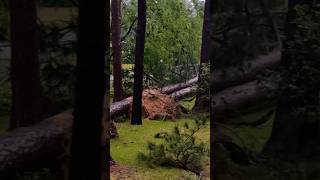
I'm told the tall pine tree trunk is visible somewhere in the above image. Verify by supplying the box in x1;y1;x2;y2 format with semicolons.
9;0;41;129
131;0;146;125
112;0;124;102
69;0;108;179
200;0;210;64
263;0;320;158
193;0;210;113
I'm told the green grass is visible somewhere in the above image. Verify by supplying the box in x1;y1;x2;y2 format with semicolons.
111;116;210;179
179;97;196;110
225;108;275;153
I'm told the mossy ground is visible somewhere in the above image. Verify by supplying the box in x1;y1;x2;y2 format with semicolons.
110;98;210;180
217;107;320;180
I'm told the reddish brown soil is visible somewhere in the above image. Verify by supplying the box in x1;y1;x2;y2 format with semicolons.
110;164;133;180
128;89;183;120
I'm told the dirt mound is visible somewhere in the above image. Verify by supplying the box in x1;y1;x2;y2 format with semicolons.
128;89;184;120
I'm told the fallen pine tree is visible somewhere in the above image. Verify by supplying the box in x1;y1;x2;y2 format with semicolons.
190;50;280;113
160;77;198;94
213;49;281;92
213;80;278;121
158;49;281;95
0;79;279;176
0;51;281;175
0;80;199;177
0;110;73;178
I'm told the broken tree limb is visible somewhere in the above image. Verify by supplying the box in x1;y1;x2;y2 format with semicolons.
213;80;277;121
160;77;198;94
213;49;281;92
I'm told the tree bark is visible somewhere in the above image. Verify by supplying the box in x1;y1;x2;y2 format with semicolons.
194;49;280;112
131;0;147;125
0;110;73;178
194;0;211;113
200;0;210;64
69;0;108;179
161;77;198;94
213;80;277;121
9;0;41;129
170;86;198;101
112;0;124;102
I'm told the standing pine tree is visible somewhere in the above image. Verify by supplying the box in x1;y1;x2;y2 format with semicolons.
69;0;109;179
193;0;211;113
131;0;147;125
263;0;320;157
9;0;42;129
112;0;124;102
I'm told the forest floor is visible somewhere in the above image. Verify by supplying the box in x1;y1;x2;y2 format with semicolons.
217;107;320;180
110;99;210;180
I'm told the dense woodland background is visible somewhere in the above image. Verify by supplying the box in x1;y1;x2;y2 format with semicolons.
0;0;320;179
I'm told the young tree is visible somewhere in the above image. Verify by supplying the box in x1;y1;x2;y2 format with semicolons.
263;0;320;157
9;0;42;129
131;0;147;125
69;0;109;179
112;0;124;102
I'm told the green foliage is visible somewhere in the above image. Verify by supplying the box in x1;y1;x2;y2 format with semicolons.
122;0;203;84
122;68;134;96
38;20;77;109
198;63;210;95
138;115;209;174
280;3;320;122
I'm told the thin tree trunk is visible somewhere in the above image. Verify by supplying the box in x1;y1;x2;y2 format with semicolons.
112;0;124;101
9;0;41;129
131;0;147;125
69;0;108;179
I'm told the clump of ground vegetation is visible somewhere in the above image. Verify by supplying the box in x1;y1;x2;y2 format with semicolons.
138;114;209;176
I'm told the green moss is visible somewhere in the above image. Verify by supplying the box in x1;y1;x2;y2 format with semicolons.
221;108;275;153
179;97;196;110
